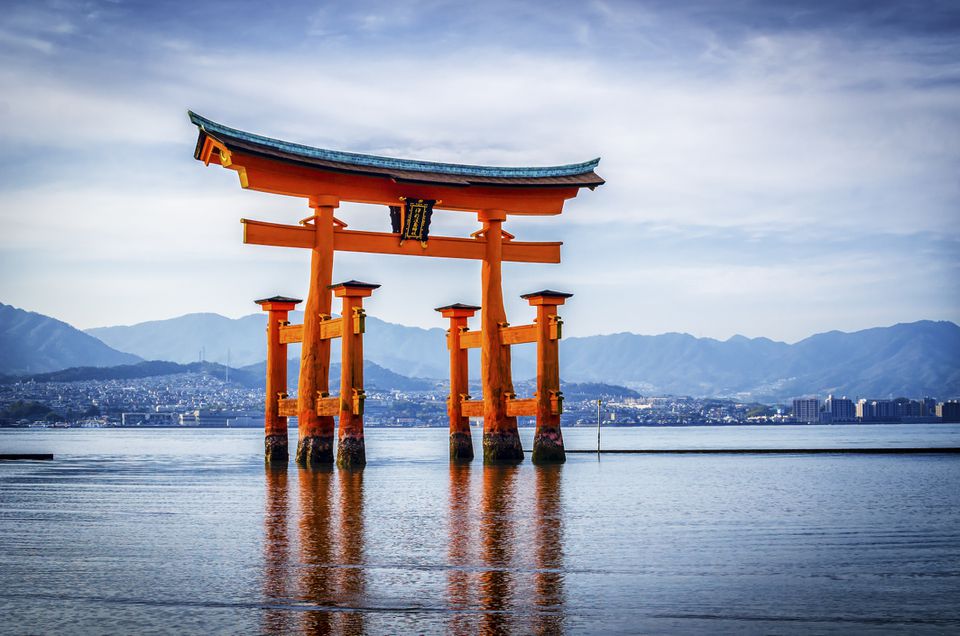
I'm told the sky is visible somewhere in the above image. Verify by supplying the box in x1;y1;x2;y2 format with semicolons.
0;0;957;342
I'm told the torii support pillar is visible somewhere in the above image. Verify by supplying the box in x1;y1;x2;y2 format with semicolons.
332;281;380;469
256;295;302;463
523;290;573;464
436;303;480;461
479;209;523;463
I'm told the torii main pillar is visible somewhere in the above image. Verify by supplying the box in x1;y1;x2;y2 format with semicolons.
479;210;523;463
296;197;338;465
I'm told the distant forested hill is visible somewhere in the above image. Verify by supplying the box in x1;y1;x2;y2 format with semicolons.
0;303;141;374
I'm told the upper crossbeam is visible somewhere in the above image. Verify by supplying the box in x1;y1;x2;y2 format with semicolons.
241;218;561;264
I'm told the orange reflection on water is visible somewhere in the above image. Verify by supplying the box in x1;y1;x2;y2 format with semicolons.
447;462;476;634
533;464;565;635
333;469;365;636
479;465;520;634
266;461;563;634
296;466;335;635
262;466;291;635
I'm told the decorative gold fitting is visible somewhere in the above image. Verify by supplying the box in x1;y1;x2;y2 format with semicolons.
318;313;331;321
549;315;563;340
319;391;330;398
352;388;366;415
459;393;472;402
280;320;290;326
353;307;366;334
549;390;564;415
277;392;288;400
504;392;516;401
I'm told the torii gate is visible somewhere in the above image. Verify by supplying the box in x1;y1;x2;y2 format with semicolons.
188;112;603;466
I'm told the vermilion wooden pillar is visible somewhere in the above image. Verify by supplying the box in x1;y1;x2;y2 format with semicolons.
256;295;301;463
332;281;379;468
297;197;338;465
479;209;523;463
436;303;480;461
522;290;572;464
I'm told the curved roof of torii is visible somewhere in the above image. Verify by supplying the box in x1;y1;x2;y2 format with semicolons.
189;111;604;189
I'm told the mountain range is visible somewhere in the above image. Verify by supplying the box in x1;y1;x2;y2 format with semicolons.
0;358;436;393
2;301;958;401
0;303;140;375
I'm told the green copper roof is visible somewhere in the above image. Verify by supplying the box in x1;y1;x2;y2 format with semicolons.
188;111;601;180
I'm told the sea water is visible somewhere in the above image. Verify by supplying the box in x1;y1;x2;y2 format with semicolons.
1;425;958;634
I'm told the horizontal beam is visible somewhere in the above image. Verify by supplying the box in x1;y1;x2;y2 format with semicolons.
505;398;537;417
241;219;561;263
278;396;340;417
232;151;581;215
244;218;314;249
317;396;341;417
279;323;302;344
279;318;342;344
500;324;537;346
278;398;297;417
461;400;484;417
459;322;549;349
335;229;561;263
459;330;482;349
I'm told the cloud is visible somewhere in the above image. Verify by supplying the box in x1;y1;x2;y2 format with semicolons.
0;0;957;339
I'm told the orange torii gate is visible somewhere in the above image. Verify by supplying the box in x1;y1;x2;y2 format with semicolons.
188;111;603;466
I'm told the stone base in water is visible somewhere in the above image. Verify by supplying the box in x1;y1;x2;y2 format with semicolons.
532;428;566;464
296;435;334;465
449;432;474;461
337;436;366;469
483;431;524;464
264;434;289;464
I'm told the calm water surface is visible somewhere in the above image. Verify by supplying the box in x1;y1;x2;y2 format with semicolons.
1;425;959;634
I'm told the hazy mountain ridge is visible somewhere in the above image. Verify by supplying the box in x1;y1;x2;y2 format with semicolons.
8;303;957;400
0;303;141;374
86;312;450;378
1;358;435;393
558;320;960;400
86;312;269;368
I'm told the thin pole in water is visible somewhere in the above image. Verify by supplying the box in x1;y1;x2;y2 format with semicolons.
597;398;602;453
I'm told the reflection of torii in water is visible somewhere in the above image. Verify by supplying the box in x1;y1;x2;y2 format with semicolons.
189;112;603;466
